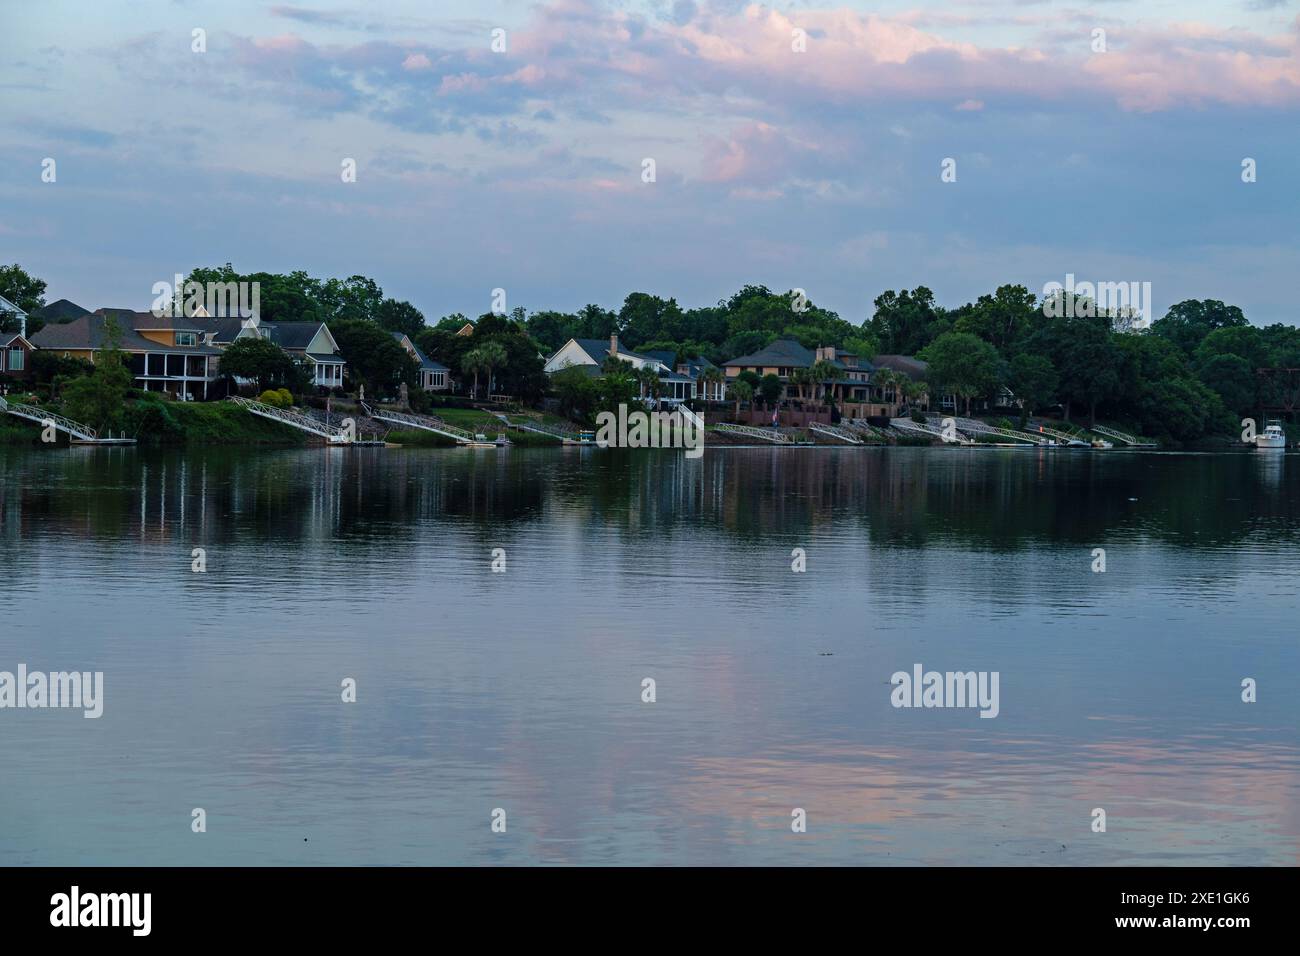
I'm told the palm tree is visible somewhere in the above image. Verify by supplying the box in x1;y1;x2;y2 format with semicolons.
811;360;843;406
701;366;725;404
903;379;929;411
873;368;900;407
478;341;508;399
461;348;489;399
788;367;810;404
732;379;754;421
635;366;661;403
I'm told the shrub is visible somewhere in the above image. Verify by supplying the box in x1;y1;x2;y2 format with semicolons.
276;388;293;408
258;389;287;408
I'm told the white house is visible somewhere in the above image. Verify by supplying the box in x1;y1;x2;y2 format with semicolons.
543;334;702;404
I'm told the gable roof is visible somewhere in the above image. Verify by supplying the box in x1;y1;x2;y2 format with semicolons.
29;314;222;354
723;338;815;368
871;355;928;380
30;298;88;322
260;321;327;351
2;333;33;349
570;338;665;367
391;331;447;372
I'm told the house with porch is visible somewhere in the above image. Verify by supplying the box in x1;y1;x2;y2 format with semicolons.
722;339;874;405
391;332;449;391
199;313;347;390
29;309;225;399
0;294;34;388
544;334;698;404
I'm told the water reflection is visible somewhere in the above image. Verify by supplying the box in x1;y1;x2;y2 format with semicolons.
0;445;1296;865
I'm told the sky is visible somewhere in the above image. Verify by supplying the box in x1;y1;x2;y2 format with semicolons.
1;0;1298;326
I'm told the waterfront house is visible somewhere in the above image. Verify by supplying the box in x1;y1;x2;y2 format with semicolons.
722;339;873;405
676;355;727;402
544;335;698;403
200;313;347;391
1;332;34;385
391;331;449;391
29;309;225;399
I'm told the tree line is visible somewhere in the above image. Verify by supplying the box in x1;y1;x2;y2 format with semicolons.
5;261;1294;441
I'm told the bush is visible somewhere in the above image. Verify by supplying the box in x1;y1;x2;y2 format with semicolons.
258;389;288;408
276;388;293;407
910;410;927;424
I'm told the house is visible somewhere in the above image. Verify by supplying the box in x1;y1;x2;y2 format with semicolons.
722;339;873;404
1;332;34;384
0;294;28;337
200;313;346;390
544;335;697;403
29;309;225;399
676;355;727;402
29;299;91;324
455;321;476;337
391;332;449;391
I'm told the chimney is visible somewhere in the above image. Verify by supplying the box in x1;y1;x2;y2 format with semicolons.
610;333;619;357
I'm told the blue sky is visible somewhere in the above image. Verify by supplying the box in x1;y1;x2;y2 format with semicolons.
1;0;1298;325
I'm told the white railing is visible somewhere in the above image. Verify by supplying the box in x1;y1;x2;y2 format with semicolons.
847;419;893;442
512;418;585;441
0;395;101;442
1091;424;1154;446
949;416;1050;445
229;396;352;442
368;407;478;443
809;422;863;444
714;422;794;444
889;418;975;444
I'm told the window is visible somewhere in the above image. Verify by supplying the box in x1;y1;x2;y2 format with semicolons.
8;347;23;371
175;332;197;346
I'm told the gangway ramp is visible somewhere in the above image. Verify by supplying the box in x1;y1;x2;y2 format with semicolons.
809;422;864;444
230;395;359;443
0;395;134;444
714;423;794;444
1091;424;1157;448
889;418;975;444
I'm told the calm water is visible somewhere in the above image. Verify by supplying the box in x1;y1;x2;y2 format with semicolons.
1;444;1297;866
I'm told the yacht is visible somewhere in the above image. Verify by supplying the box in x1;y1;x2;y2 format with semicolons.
1256;420;1287;450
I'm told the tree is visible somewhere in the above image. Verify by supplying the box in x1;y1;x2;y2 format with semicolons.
330;319;417;395
869;287;941;356
732;379;754;420
0;263;46;333
217;337;300;392
550;366;597;423
1007;353;1059;427
462;348;489;400
952;284;1038;355
918;332;1001;416
1051;320;1120;425
759;373;782;405
62;317;130;430
476;341;509;398
810;359;843;405
1151;299;1248;357
375;299;426;338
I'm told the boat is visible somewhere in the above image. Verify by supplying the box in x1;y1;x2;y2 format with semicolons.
1256;420;1287;450
1090;438;1113;449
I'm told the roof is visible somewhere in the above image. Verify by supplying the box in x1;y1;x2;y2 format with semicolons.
570;338;664;367
723;338;815;368
391;331;447;372
30;298;88;322
111;309;207;333
306;352;345;364
260;322;324;350
29;314;222;354
2;333;33;348
872;355;928;380
642;349;677;367
203;318;249;344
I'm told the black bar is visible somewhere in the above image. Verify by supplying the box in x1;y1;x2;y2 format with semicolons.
0;867;1282;941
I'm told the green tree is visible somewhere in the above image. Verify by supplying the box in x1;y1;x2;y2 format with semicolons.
919;332;1001;416
731;379;754;420
0;263;47;334
759;372;782;405
375;299;426;338
217;337;300;392
62;317;130;430
1007;353;1059;427
330;319;417;394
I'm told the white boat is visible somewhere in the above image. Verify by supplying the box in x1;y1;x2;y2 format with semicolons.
1090;439;1113;449
1256;421;1287;449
